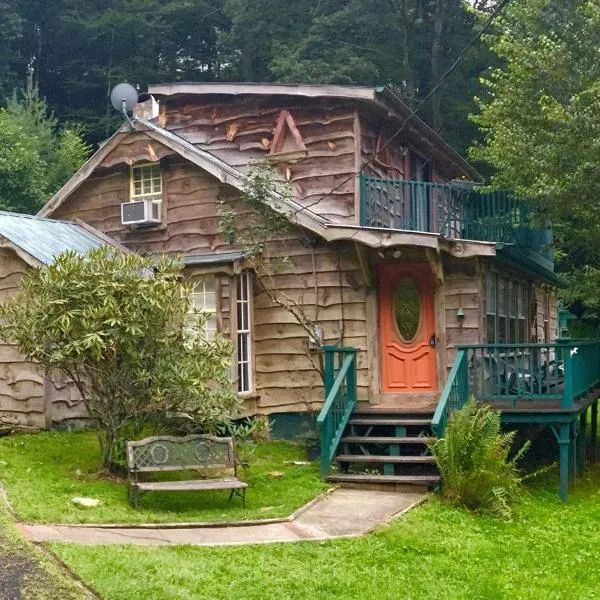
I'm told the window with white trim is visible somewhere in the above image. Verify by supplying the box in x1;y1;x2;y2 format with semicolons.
130;162;162;203
236;272;253;393
191;275;217;340
486;272;531;343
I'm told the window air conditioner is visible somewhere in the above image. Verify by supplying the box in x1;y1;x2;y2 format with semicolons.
121;199;161;225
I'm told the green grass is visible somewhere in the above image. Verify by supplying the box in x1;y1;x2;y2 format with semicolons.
0;431;328;524
52;469;600;600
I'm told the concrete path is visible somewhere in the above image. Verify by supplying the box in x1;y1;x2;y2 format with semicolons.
17;489;427;547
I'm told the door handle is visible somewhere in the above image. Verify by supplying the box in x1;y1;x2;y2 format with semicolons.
429;334;436;348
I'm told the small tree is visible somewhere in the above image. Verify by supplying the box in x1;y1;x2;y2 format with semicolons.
0;248;239;470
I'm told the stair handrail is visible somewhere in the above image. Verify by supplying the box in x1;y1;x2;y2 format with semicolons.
317;345;358;477
432;349;468;437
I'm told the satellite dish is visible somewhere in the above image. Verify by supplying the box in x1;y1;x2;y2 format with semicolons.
110;83;139;114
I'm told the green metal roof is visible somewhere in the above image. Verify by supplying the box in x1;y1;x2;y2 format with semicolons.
0;211;110;265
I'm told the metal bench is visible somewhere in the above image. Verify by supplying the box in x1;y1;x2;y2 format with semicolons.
126;434;247;509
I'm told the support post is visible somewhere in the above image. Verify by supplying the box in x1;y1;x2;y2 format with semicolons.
592;400;598;463
578;410;588;474
558;423;571;502
569;421;577;486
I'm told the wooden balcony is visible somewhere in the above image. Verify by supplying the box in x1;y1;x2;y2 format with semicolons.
359;176;554;273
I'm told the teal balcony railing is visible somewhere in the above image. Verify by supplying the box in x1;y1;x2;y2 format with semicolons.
359;176;553;268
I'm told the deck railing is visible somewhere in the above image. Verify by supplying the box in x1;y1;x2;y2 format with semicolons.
317;345;357;476
359;176;553;258
458;341;600;409
431;349;468;437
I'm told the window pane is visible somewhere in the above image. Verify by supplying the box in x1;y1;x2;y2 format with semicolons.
487;315;496;343
498;278;506;317
486;273;496;314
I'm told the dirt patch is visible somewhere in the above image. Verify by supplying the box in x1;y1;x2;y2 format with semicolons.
0;553;32;599
0;529;90;600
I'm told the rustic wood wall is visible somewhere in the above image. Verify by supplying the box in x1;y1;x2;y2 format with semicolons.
0;248;86;429
161;96;359;223
442;255;482;369
53;159;369;414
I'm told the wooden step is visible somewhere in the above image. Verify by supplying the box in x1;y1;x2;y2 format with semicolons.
326;474;440;485
348;418;432;427
336;454;436;464
341;436;435;444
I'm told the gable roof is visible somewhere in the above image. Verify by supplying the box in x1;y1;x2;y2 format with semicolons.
147;83;482;182
38;117;330;238
0;211;123;266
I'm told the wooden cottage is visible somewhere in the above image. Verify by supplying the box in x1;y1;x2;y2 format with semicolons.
6;83;595;497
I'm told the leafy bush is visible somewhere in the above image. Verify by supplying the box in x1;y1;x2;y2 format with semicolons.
0;248;239;470
429;399;529;520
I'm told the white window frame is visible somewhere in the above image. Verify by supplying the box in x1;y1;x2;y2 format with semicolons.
191;275;218;340
130;162;163;205
236;272;253;394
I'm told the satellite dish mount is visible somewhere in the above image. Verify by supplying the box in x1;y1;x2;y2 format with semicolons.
110;82;139;129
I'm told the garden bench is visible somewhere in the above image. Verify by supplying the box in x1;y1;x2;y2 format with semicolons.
126;434;247;509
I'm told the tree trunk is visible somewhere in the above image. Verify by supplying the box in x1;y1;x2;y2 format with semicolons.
431;0;444;131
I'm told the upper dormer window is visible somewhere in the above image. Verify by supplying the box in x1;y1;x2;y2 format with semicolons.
122;162;163;226
131;162;162;203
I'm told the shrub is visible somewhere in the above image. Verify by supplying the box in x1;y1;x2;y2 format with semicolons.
0;248;239;470
429;399;529;520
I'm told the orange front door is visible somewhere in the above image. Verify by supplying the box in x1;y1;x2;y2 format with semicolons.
379;263;437;393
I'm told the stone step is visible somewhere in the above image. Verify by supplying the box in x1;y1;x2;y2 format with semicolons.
327;473;440;485
336;454;436;464
348;418;432;427
341;436;435;445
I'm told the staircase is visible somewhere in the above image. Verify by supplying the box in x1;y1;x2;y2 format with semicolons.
325;406;440;489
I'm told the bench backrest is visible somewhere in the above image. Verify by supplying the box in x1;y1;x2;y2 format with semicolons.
126;435;236;473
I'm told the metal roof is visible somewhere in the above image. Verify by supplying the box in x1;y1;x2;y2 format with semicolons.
183;251;244;266
0;211;109;265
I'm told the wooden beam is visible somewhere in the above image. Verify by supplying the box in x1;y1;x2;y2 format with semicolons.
353;242;371;288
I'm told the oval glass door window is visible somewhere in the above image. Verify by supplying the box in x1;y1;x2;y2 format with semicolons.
393;277;421;343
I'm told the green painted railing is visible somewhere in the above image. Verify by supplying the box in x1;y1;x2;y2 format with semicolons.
459;340;600;409
359;176;553;263
431;349;468;437
317;345;357;476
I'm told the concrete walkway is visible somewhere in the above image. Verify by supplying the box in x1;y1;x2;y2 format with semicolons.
17;488;427;547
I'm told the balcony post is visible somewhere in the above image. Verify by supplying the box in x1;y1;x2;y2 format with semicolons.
558;423;571;501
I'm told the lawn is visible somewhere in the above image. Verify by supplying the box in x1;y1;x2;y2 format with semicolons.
52;468;600;600
0;431;328;524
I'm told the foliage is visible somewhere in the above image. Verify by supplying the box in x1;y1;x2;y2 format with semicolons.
1;1;497;152
0;248;238;470
0;77;89;213
429;399;529;519
53;467;600;599
217;416;272;469
0;431;328;524
471;0;600;319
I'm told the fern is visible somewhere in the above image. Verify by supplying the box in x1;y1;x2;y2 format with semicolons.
429;399;529;520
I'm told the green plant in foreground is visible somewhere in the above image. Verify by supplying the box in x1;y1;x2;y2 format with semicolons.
429;399;529;520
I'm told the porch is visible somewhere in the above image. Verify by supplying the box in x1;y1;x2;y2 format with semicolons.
318;341;600;500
